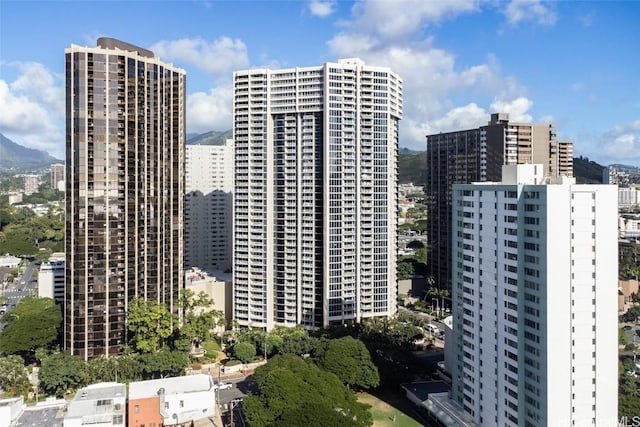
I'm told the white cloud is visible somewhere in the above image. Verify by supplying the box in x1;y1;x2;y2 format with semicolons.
599;120;640;164
323;0;544;151
503;0;557;27
186;84;233;134
309;0;336;18
424;103;489;134
10;62;65;118
0;63;65;158
490;97;533;122
327;30;530;150
151;37;249;77
348;0;479;40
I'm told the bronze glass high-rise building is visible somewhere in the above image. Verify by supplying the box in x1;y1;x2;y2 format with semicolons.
65;38;185;359
425;113;573;291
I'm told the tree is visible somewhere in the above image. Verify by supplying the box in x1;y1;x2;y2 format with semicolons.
620;328;630;346
0;355;31;397
39;352;89;397
426;284;449;317
234;342;256;364
407;240;425;250
245;354;372;427
620;372;638;396
137;349;189;379
625;305;640;323
178;289;224;352
269;326;316;356
314;336;379;390
397;259;415;280
126;298;175;353
87;354;142;383
0;297;61;359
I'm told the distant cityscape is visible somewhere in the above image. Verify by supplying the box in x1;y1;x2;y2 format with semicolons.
1;36;639;427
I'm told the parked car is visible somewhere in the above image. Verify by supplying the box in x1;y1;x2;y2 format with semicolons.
215;382;232;390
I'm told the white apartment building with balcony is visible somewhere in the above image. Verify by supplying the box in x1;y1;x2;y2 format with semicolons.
233;58;402;329
185;141;234;272
38;252;66;303
447;165;617;427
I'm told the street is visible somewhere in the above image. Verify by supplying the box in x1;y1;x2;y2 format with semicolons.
1;260;39;330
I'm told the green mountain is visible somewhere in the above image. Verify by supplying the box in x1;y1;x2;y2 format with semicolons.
187;130;232;146
398;150;427;185
397;151;606;185
0;133;61;170
573;156;604;184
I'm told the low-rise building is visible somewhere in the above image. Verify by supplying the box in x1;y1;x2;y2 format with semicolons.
38;253;65;303
64;382;126;427
8;192;22;205
185;268;232;331
128;374;216;427
619;278;640;313
0;396;25;427
620;216;640;240
0;256;21;269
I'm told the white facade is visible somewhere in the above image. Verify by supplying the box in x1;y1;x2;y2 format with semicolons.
64;383;126;427
233;58;402;329
185;141;234;272
0;396;24;427
450;165;618;427
38;252;65;303
128;374;216;426
620;216;640;240
8;192;22;205
619;186;639;208
23;175;39;195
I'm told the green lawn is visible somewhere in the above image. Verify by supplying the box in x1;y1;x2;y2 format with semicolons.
358;392;423;427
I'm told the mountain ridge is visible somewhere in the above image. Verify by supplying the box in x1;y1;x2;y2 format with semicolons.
0;133;61;170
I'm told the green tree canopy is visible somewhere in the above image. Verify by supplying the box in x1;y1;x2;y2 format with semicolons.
0;297;61;358
178;289;224;351
87;354;142;383
126;298;175;353
245;354;372;427
314;336;379;390
39;352;89;397
137;349;189;379
0;355;31;397
625;305;640;323
270;326;317;356
234;341;256;364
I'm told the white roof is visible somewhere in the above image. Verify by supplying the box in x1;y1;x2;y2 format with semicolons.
129;374;213;399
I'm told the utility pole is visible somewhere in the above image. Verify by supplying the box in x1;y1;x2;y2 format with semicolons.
229;398;242;427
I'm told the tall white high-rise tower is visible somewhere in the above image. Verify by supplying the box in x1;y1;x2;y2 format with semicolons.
233;58;402;329
446;165;618;426
185;140;234;272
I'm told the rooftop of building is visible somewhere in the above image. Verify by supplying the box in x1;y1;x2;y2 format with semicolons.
129;374;214;399
69;382;126;404
185;267;232;284
97;37;153;58
65;383;126;424
401;380;450;402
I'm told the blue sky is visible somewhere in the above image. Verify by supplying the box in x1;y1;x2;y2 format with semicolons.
1;0;639;166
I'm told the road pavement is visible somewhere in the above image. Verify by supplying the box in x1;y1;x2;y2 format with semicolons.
1;260;39;330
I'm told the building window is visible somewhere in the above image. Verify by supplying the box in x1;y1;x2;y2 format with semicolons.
134;405;139;413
